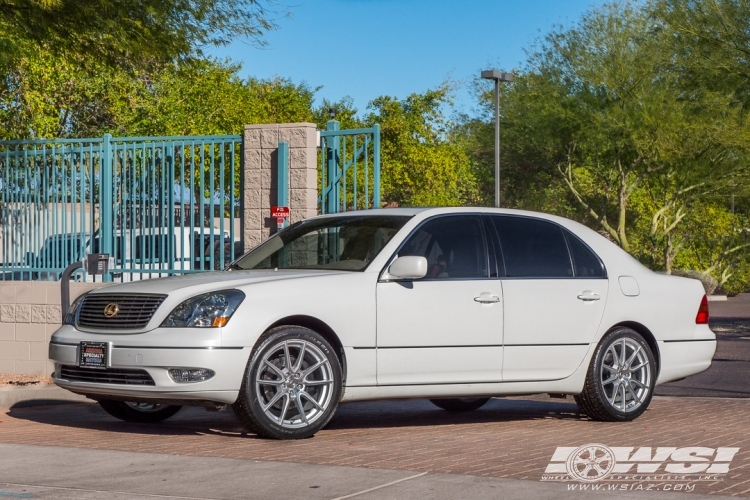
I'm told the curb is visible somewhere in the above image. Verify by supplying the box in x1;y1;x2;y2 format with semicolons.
0;384;90;410
708;295;728;302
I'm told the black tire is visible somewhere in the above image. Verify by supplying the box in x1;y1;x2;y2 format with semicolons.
233;326;343;440
575;327;656;422
98;400;182;423
429;397;491;412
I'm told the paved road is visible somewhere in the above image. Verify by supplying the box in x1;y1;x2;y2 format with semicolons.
0;443;729;500
657;294;750;398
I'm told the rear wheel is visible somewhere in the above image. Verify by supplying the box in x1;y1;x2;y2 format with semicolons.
429;397;491;412
233;326;343;440
98;400;182;423
575;327;656;422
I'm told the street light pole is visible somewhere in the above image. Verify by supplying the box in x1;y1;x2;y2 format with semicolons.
481;70;513;208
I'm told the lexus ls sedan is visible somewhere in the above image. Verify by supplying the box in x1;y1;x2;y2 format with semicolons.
50;208;716;439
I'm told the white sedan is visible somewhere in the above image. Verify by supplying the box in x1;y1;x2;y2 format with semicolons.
50;208;716;439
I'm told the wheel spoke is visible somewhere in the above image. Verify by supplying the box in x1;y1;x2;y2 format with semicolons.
294;395;308;424
300;390;324;411
619;339;627;366
304;378;333;386
619;384;627;410
293;342;307;372
302;359;327;378
602;363;618;374
631;379;647;389
283;341;292;371
625;345;642;368
605;346;618;369
278;394;290;423
626;383;642;405
607;381;619;405
264;359;285;378
631;360;649;371
261;389;285;412
602;374;618;385
258;378;284;386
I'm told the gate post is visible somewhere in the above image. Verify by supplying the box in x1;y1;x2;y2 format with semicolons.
276;141;289;231
99;133;113;282
242;123;318;252
325;120;340;214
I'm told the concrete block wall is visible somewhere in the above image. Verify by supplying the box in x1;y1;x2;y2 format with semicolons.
243;123;319;251
0;282;108;375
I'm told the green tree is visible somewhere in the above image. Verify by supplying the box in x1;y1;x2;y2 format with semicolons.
0;54;316;139
0;0;280;70
366;86;478;207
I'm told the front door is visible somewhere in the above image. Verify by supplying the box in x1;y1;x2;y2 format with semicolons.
376;215;504;386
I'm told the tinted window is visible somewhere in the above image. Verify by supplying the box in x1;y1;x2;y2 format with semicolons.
235;216;410;271
565;231;604;277
492;216;573;278
400;216;488;279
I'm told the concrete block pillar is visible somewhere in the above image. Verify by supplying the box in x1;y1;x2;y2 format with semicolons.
243;123;318;251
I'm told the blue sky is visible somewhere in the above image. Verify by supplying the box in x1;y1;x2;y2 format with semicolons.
208;0;606;115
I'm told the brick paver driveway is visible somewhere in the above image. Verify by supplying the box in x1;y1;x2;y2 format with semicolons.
1;395;749;496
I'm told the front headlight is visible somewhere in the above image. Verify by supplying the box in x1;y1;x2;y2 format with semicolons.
64;293;88;325
161;290;245;328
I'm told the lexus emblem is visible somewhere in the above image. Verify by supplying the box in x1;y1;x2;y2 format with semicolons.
103;303;119;318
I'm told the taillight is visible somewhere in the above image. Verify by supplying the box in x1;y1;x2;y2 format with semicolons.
695;295;709;324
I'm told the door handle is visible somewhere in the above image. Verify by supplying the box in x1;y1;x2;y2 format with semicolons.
474;292;501;304
577;291;601;302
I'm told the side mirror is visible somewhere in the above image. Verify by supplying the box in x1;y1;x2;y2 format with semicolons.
387;256;428;280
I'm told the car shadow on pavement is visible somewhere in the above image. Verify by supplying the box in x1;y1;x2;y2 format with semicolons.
326;397;584;431
4;396;584;439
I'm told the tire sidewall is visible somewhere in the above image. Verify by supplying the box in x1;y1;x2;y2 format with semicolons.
240;327;342;439
591;328;656;421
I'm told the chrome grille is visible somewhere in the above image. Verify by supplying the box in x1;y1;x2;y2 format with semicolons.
78;294;166;329
60;366;155;385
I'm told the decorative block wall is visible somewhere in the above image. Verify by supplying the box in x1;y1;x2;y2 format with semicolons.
243;123;319;251
0;282;108;375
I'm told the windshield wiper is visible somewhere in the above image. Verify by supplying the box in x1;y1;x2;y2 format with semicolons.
225;262;244;271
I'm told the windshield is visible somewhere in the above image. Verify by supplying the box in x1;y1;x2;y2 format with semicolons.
233;215;411;272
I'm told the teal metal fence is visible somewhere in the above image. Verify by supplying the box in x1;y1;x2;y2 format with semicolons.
319;121;380;214
0;134;242;281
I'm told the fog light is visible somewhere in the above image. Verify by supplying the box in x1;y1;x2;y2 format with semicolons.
168;368;215;383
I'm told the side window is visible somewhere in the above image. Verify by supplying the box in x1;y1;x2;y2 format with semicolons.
565;231;605;277
399;216;488;279
492;216;573;278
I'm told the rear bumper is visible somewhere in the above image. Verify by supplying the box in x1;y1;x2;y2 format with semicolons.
656;339;717;385
49;337;249;406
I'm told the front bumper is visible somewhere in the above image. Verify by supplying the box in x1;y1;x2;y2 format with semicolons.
49;325;250;406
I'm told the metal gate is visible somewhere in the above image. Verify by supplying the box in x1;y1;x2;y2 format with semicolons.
0;134;241;281
318;121;380;214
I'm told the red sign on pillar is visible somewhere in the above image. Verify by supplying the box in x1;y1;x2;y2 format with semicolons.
271;206;290;219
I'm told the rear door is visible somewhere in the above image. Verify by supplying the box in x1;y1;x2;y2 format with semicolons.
491;216;608;382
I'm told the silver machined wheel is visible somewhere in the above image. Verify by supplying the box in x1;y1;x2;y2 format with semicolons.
255;339;335;429
600;337;652;412
124;402;170;413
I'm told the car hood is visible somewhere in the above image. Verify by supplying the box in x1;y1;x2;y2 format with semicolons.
88;269;352;296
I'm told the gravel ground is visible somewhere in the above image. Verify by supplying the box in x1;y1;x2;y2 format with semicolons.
0;374;52;387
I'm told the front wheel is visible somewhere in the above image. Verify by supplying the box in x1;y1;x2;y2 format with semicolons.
429;398;491;412
233;326;343;439
575;327;656;422
98;400;182;423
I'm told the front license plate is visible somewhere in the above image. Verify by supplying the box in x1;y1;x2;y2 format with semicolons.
79;341;109;369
